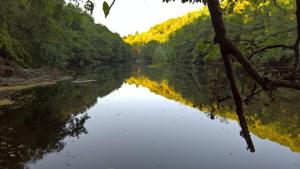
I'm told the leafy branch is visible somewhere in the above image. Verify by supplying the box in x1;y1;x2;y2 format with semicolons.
103;0;116;17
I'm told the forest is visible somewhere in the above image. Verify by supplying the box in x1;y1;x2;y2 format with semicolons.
0;0;131;70
0;0;297;72
125;0;296;65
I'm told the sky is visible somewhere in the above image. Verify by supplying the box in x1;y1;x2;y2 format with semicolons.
90;0;202;36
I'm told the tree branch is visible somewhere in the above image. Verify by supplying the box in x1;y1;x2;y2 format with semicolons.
207;0;255;153
207;0;270;90
110;0;116;9
239;39;259;48
225;38;271;90
248;44;294;59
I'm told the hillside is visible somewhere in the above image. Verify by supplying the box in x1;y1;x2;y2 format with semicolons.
125;0;296;65
124;11;202;44
0;0;132;70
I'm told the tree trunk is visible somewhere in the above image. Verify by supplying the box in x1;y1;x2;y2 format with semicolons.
220;43;255;152
206;0;269;90
206;0;255;152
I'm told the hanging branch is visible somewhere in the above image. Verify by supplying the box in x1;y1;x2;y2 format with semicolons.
206;0;255;152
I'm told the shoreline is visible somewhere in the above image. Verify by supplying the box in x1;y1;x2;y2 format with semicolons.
0;75;71;107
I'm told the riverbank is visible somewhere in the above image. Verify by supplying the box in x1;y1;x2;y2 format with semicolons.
0;68;72;106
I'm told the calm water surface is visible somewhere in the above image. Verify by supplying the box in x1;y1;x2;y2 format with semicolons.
0;64;300;169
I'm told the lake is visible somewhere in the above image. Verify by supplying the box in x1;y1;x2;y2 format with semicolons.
0;64;300;169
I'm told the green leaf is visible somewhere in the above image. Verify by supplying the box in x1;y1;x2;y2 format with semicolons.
103;1;110;18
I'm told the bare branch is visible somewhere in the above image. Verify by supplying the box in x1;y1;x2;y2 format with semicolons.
110;0;116;9
239;39;259;48
224;38;271;90
248;44;294;59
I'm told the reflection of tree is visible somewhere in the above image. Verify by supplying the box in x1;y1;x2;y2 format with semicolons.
128;65;255;152
64;114;90;137
0;108;90;169
131;64;300;153
204;64;256;152
0;64;132;169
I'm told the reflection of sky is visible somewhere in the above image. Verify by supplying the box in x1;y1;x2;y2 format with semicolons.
89;0;202;36
28;83;300;169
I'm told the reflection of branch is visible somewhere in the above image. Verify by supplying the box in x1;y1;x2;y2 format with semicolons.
64;114;90;137
218;37;256;152
239;117;255;153
217;87;263;103
244;88;264;104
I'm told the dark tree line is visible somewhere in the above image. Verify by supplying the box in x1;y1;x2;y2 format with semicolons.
0;0;132;70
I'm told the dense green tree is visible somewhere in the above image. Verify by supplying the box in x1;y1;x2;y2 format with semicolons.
0;0;132;69
125;0;296;65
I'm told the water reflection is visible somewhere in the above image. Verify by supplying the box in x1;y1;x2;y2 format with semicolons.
0;63;300;169
130;64;300;154
0;64;131;169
